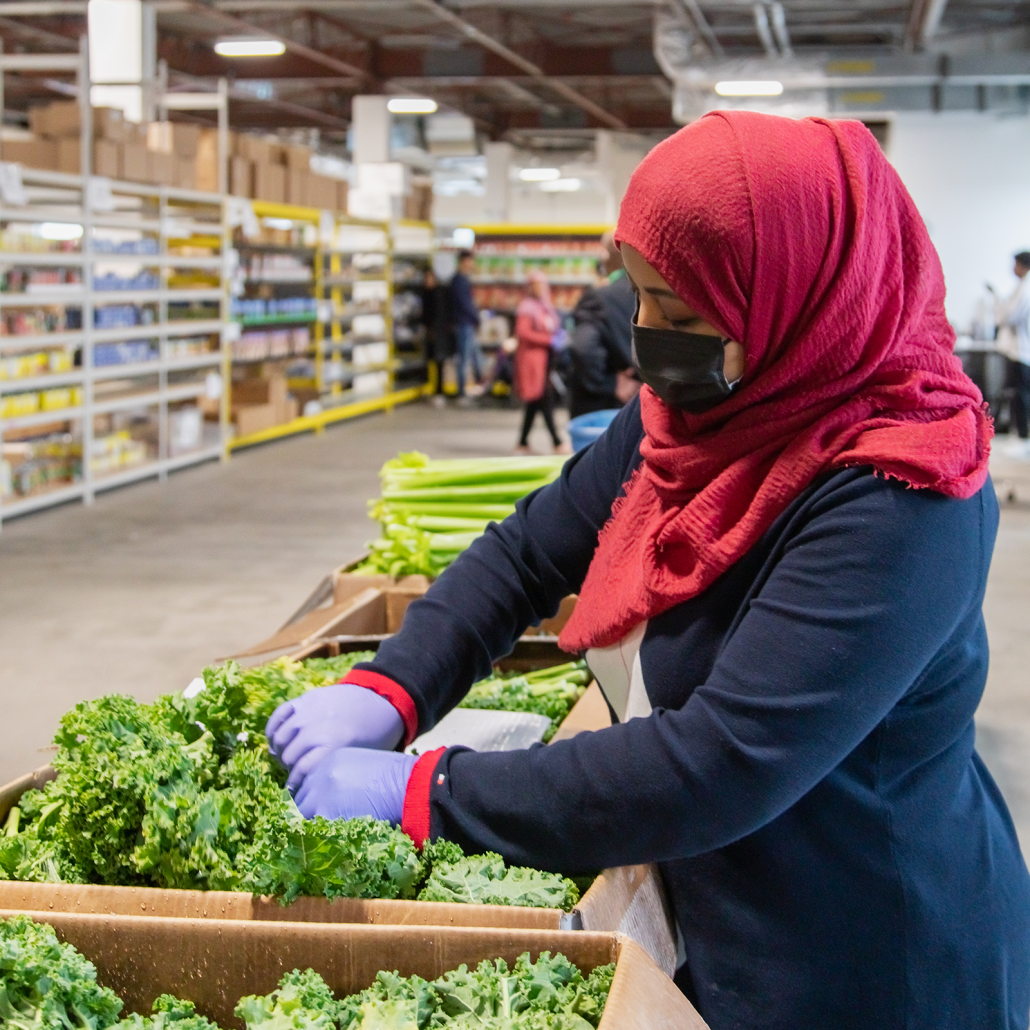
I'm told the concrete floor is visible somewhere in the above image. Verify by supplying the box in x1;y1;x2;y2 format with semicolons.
2;403;1029;848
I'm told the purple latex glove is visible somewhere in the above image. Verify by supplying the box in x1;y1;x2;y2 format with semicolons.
266;683;404;793
293;747;417;824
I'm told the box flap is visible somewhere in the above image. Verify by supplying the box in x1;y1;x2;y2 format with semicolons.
226;588;385;659
549;682;612;742
606;937;709;1029
0;764;54;822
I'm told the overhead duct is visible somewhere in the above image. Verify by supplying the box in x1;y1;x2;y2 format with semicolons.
654;9;1030;122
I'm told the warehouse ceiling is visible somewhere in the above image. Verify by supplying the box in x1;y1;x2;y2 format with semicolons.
2;0;1030;149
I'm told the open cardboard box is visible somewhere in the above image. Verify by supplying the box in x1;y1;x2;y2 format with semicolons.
0;641;676;974
234;556;579;662
0;911;706;1029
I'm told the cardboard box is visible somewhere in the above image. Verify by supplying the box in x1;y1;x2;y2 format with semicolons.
94;107;129;143
194;129;220;193
149;149;176;186
1;138;58;171
308;172;338;210
336;178;349;213
28;100;78;137
0;913;703;1029
171;122;202;157
234;402;278;437
175;157;195;191
121;142;149;182
254;162;286;203
287;168;309;206
94;138;121;178
230;155;253;197
146;121;173;154
285;142;313;170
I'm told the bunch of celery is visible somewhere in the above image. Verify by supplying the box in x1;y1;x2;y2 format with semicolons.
353;451;567;579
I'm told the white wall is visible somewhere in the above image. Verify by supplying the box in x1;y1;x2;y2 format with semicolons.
888;111;1030;331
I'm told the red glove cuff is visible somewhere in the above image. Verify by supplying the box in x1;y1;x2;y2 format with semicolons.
339;669;419;747
401;747;446;849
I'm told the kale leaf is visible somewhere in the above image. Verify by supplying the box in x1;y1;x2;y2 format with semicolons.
0;913;123;1030
418;854;580;912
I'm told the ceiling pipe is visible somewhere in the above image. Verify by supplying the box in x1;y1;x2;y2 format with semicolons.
670;0;724;58
753;5;777;57
406;0;626;129
769;2;793;57
906;0;950;51
186;0;373;82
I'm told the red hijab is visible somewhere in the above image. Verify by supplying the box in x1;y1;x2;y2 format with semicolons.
559;111;991;653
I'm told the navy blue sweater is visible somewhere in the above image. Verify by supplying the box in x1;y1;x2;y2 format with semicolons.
364;396;1030;1030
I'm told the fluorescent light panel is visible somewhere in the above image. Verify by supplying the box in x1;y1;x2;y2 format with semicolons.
215;38;285;57
387;98;438;115
519;167;561;182
714;80;784;96
540;178;581;193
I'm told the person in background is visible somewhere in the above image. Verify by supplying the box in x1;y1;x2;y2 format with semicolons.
514;270;570;455
989;250;1030;455
449;250;483;401
420;268;454;407
568;230;639;418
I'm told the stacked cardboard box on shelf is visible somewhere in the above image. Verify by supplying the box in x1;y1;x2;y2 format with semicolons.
230;372;299;437
230;134;347;210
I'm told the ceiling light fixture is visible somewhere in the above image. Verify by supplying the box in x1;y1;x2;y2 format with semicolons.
519;168;561;182
714;80;784;96
214;38;286;57
387;97;439;115
540;178;581;193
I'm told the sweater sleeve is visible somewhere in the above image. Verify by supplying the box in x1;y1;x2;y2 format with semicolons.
352;397;645;735
420;475;996;872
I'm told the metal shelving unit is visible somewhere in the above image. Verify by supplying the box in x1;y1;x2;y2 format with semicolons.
0;167;229;527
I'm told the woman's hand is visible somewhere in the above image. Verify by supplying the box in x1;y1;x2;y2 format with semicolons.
292;747;417;824
266;683;405;793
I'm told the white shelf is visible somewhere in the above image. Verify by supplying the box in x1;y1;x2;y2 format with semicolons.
1;405;83;429
0;370;84;394
0;252;87;266
0;482;86;519
0;330;83;350
93;360;160;380
93;288;223;305
93;390;162;415
163;255;223;269
166;352;222;371
92;460;161;492
0;291;85;306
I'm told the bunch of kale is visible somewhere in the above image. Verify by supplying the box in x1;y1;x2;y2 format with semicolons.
0;915;613;1030
0;655;580;911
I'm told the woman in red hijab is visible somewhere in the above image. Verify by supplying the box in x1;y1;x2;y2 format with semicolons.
269;112;1030;1029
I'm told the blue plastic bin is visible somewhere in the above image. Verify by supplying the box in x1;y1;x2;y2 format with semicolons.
568;409;620;452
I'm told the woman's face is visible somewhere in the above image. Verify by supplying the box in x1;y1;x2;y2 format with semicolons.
622;243;746;384
529;277;547;299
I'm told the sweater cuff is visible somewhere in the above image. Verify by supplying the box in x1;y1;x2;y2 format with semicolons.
339;669;419;747
401;747;446;849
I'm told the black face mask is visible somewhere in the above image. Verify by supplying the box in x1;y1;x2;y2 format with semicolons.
631;318;735;413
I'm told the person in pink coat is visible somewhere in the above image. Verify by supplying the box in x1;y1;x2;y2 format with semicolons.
513;271;570;454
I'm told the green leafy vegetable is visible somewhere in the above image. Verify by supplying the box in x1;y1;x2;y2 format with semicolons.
0;918;614;1030
418;853;580;911
0;912;123;1030
353;452;567;579
236;969;337;1030
459;663;589;743
116;995;221;1030
0;652;580;911
336;952;615;1030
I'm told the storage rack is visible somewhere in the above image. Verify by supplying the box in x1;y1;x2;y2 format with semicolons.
390;220;434;393
0;167;229;527
225;202;433;452
468;224;609;320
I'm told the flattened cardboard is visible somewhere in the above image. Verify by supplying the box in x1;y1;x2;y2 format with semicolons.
0;911;705;1029
226;587;385;660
